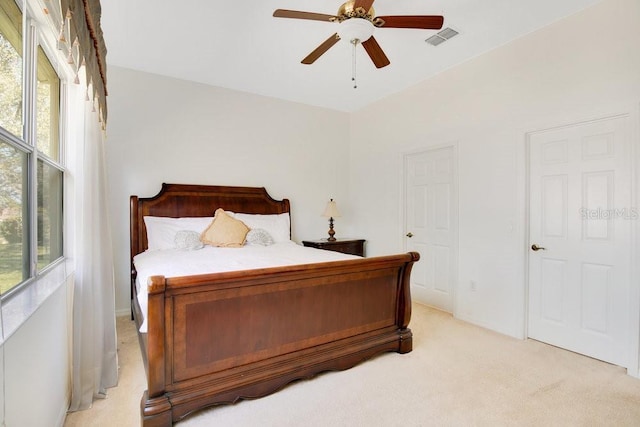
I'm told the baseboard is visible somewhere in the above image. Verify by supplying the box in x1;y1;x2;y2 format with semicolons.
115;308;131;317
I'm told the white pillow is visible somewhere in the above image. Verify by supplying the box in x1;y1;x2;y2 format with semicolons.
231;212;290;243
144;216;213;250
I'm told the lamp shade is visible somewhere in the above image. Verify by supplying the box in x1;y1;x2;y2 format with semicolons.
322;199;341;218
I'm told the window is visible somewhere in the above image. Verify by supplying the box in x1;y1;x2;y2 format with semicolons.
0;0;23;137
36;159;62;271
0;0;64;296
37;46;60;161
0;140;28;293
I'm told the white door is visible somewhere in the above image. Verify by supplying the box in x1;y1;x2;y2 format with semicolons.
528;116;632;367
404;147;457;312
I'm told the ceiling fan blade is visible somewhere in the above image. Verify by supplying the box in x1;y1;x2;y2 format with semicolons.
361;36;390;69
353;0;375;13
376;15;444;30
302;33;341;65
273;9;337;22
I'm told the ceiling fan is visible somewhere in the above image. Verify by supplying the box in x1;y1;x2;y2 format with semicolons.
273;0;444;69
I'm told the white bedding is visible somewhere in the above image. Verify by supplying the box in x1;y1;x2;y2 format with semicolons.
134;241;358;333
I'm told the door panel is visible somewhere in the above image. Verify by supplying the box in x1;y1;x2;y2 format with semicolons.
405;147;457;312
528;116;631;367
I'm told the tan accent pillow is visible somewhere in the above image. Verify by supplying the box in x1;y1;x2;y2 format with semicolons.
200;208;249;247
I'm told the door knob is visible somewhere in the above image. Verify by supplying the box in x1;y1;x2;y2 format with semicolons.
406;232;414;238
531;244;546;251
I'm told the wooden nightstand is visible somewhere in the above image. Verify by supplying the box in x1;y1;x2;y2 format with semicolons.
302;238;366;257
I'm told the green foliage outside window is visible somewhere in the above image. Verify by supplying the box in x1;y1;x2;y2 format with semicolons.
0;141;27;293
0;0;63;295
0;0;22;137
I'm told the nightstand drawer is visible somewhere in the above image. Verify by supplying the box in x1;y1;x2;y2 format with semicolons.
302;239;365;257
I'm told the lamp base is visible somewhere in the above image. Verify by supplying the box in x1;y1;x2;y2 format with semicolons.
327;217;336;241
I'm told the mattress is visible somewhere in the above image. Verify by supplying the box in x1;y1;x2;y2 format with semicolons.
134;241;358;332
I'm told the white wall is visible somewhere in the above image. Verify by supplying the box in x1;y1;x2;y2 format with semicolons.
349;0;640;337
2;281;71;427
105;67;351;314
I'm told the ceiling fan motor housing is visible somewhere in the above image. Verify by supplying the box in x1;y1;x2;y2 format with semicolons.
336;0;375;20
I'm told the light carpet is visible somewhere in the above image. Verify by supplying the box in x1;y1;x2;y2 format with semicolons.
64;304;640;426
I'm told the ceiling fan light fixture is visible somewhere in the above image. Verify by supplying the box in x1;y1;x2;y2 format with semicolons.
337;18;374;43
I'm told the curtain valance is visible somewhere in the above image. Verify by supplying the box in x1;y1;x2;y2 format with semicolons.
59;0;108;125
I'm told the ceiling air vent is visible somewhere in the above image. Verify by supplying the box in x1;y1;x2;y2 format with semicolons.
426;27;459;46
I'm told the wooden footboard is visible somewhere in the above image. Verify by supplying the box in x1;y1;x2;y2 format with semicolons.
140;252;418;426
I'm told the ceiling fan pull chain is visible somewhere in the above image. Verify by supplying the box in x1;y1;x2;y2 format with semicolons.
351;39;358;89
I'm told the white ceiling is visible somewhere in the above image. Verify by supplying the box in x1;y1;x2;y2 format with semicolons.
100;0;602;112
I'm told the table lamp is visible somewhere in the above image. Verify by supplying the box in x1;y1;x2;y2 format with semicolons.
322;199;341;241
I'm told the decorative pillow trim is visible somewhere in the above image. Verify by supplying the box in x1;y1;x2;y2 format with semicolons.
245;228;275;246
175;230;204;250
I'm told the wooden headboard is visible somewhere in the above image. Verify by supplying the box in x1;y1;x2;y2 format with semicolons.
130;183;291;277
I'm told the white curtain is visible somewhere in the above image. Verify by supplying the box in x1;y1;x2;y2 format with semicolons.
68;85;118;411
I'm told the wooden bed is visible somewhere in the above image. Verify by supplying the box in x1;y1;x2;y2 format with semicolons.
130;183;419;426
